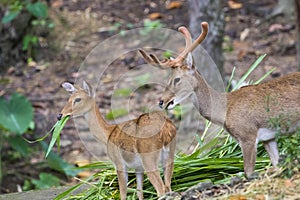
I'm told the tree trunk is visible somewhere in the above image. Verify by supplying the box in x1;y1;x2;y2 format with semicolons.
188;0;225;78
295;0;300;71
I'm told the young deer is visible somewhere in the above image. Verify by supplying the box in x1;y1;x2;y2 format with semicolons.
57;81;176;199
139;22;300;178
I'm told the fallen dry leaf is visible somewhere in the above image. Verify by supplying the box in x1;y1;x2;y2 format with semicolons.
228;0;243;9
166;1;182;10
229;194;247;200
148;12;163;20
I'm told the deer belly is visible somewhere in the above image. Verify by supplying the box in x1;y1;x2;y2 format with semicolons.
121;151;143;169
256;128;276;143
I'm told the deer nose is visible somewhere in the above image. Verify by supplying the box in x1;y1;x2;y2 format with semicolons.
159;100;164;108
57;114;63;120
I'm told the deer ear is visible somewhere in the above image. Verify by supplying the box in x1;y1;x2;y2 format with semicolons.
186;53;195;70
62;82;77;93
82;80;95;97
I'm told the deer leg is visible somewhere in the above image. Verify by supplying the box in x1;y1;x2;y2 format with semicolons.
257;128;279;167
263;139;279;167
162;140;176;192
146;170;165;196
136;171;144;200
116;170;128;200
240;139;257;178
142;155;165;196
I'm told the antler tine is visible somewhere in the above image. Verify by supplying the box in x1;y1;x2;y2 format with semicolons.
139;49;156;64
139;49;171;68
175;22;208;62
175;26;192;62
149;54;162;64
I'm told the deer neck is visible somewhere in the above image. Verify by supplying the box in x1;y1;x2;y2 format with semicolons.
192;72;227;126
84;100;112;144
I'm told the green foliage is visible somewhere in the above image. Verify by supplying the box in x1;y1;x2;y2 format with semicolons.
273;123;300;178
31;173;61;189
0;93;33;183
45;116;69;158
23;172;61;190
0;93;33;158
0;93;33;135
1;0;54;59
0;93;78;188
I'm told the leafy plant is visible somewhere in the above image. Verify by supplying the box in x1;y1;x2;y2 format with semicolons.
31;172;61;189
0;93;78;189
0;93;34;183
1;0;54;60
269;115;300;178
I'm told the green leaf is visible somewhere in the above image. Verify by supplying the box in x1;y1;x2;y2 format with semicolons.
31;173;60;189
0;93;33;135
1;11;20;24
232;54;267;91
45;116;69;158
6;135;30;157
26;2;48;18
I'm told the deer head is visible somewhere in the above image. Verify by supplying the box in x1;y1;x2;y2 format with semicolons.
57;81;95;120
139;22;209;110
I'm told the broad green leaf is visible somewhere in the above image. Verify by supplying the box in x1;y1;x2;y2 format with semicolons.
0;93;33;135
26;2;48;18
1;11;20;23
31;173;60;189
6;135;30;157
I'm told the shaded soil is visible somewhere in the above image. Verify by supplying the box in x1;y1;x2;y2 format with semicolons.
0;0;298;196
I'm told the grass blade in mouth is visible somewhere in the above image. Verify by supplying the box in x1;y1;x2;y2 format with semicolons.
45;116;70;158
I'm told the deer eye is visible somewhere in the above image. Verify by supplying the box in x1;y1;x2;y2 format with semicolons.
74;98;81;104
173;77;181;86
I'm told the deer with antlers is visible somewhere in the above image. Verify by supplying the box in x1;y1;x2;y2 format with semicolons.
139;22;300;178
57;81;176;199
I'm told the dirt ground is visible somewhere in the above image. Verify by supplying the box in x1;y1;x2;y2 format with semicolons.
1;0;299;195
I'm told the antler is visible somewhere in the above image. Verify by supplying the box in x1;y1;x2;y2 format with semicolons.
174;22;208;63
139;22;208;68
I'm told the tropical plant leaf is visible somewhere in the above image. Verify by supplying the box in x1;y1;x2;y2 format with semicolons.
31;173;60;189
6;135;30;157
1;11;20;23
26;2;48;18
0;93;33;135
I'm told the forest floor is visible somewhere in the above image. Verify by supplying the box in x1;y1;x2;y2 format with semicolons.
1;0;299;198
